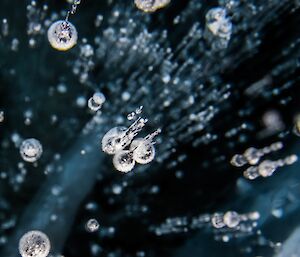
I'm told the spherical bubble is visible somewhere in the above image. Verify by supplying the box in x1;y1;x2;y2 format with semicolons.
211;213;225;228
113;150;135;173
130;138;156;164
101;127;128;155
47;20;78;51
19;230;51;257
86;218;100;233
20;138;43;163
88;92;106;111
223;211;240;228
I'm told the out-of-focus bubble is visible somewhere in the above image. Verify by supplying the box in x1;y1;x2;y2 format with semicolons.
88;92;106;112
223;211;240;228
258;160;276;177
20;138;43;162
211;213;225;228
86;218;100;232
206;7;232;39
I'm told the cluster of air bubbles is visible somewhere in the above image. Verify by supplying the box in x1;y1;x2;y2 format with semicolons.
102;109;161;172
66;0;81;19
88;92;106;112
127;106;143;120
18;230;51;257
205;7;232;49
47;20;78;51
134;0;171;13
85;218;100;233
243;155;298;180
151;211;260;242
231;142;298;179
19;138;43;163
231;141;283;167
211;211;259;229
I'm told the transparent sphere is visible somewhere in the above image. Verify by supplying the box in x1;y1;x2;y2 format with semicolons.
230;154;247;167
47;20;78;51
223;211;240;228
211;213;225;228
86;219;100;233
19;230;51;257
88;92;106;112
20;138;43;163
130;138;156;164
101;127;128;155
113;150;135;173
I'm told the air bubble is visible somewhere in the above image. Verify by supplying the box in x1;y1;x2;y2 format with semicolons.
223;211;240;228
19;230;51;257
130;138;156;164
47;20;78;51
20;138;43;163
88;92;106;112
86;219;100;233
113;150;136;173
101;126;128;155
211;213;225;228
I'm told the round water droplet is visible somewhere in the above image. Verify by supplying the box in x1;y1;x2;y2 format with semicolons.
47;20;78;51
20;138;43;162
19;230;50;257
113;150;135;173
86;219;100;233
130;138;156;164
